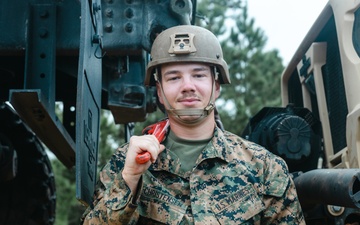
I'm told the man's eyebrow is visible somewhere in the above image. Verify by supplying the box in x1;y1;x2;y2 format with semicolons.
163;70;180;76
163;66;210;76
193;66;210;72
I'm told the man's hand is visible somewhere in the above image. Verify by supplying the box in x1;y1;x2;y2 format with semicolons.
122;135;165;194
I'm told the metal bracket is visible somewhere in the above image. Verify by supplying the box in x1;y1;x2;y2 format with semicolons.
9;3;76;168
9;90;75;168
107;52;157;124
76;0;102;206
24;3;56;112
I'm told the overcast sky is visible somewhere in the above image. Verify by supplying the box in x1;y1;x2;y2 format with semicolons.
247;0;328;65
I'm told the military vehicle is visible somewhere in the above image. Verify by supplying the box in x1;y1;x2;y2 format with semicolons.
0;0;196;224
242;0;360;224
2;0;360;224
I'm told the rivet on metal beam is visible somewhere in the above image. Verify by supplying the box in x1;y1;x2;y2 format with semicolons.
125;23;133;33
105;8;113;18
104;23;113;32
125;8;134;19
39;27;48;38
39;10;49;18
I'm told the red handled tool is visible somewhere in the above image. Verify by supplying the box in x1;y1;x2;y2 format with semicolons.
135;119;170;164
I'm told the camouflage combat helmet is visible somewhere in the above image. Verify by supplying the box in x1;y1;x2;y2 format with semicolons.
145;25;230;86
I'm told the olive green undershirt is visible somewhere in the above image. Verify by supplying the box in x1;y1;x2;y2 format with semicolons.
164;131;211;173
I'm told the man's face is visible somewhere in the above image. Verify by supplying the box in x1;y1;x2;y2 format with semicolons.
157;62;220;116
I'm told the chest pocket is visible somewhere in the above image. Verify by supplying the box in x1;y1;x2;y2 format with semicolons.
211;184;265;224
138;187;187;225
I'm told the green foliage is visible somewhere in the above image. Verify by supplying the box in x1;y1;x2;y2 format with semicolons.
97;110;123;168
51;159;85;225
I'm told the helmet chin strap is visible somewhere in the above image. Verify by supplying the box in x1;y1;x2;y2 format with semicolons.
155;67;219;125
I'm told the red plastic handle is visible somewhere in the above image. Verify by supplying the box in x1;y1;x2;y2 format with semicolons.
135;152;151;164
135;120;169;164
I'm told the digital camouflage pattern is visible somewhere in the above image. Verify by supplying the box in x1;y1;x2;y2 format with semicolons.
82;126;305;225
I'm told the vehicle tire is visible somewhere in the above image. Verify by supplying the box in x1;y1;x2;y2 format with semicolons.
0;103;56;225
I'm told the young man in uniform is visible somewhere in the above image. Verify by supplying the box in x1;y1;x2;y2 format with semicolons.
82;25;305;224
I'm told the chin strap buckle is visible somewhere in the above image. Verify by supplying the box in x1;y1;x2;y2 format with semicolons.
204;103;215;115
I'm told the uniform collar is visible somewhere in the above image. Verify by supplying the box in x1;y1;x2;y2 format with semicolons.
149;126;231;177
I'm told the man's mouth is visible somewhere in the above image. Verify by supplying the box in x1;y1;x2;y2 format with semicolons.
178;98;200;106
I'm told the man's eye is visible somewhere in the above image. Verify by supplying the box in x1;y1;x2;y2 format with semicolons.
194;74;206;78
167;76;179;81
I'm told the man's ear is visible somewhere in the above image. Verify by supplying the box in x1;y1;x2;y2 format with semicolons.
215;81;221;98
156;83;164;104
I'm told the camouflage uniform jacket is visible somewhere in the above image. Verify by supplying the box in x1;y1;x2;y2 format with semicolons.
82;126;305;225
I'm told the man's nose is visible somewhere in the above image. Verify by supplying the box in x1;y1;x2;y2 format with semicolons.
181;75;196;91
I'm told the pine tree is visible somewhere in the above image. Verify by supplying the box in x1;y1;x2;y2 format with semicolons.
196;0;283;134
